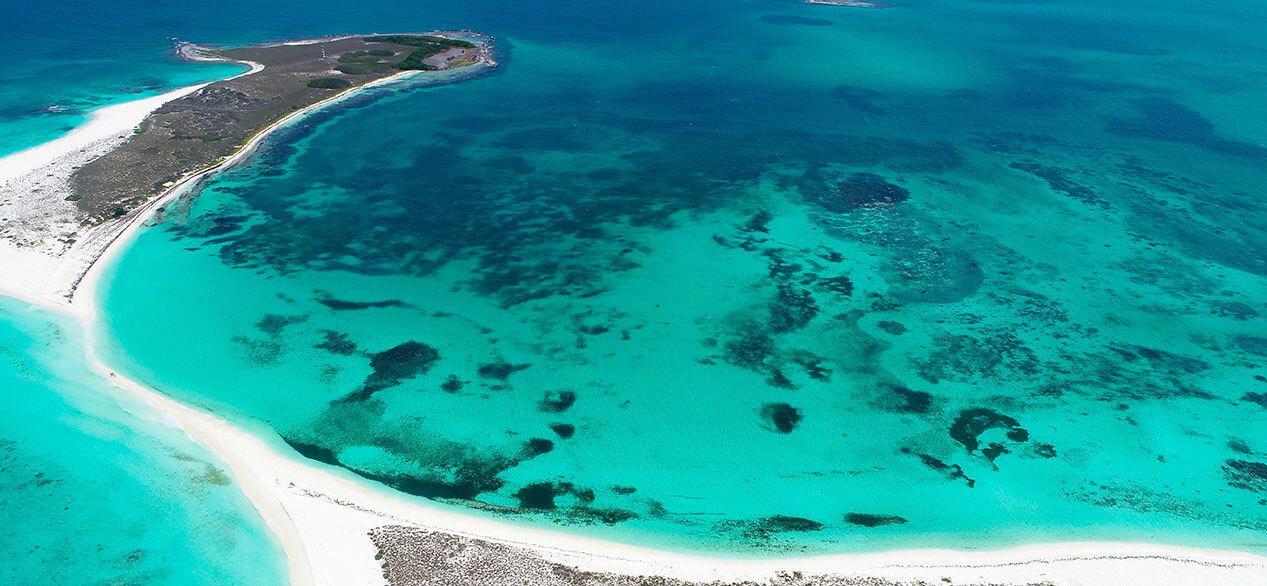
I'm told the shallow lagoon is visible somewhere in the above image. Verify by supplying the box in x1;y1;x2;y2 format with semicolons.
97;0;1267;554
0;299;287;584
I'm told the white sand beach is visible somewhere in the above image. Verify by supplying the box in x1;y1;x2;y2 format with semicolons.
0;43;1264;586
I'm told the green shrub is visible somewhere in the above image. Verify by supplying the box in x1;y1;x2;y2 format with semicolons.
363;35;475;49
338;50;393;63
394;56;439;71
363;34;476;70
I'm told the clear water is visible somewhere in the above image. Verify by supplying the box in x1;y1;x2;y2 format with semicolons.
71;0;1267;555
0;298;287;584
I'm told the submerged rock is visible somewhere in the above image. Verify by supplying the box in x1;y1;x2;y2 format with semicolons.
333;341;440;404
761;403;802;433
539;390;576;412
549;423;576;439
514;482;558;509
477;359;531;380
1224;459;1267;492
949;407;1027;454
813;173;910;212
844;513;908;527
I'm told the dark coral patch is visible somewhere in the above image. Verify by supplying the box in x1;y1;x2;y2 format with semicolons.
317;298;408;310
333;341;440;404
477;360;531;380
1224;460;1267;492
844;513;908;527
1030;443;1058;458
761;403;802;433
1010;162;1105;208
539;390;577;412
949;408;1027;453
1234;335;1267;357
287;437;511;501
769;285;819;333
814;173;910;212
523;438;555;458
724;330;774;369
315;291;409;310
906;449;975;488
982;442;1010;463
359;469;504;501
368;341;440;385
232;336;283;364
791;351;832;381
549;423;576;439
877;320;907;335
314;330;357;355
1110;344;1210;375
742;210;773;233
1242;393;1267;409
759;515;825;533
285;439;340;467
818;275;854;297
514;482;558;509
441;375;464;393
886;385;933;414
569;507;638;525
916;332;1039;383
255;313;307;336
1106;97;1267;160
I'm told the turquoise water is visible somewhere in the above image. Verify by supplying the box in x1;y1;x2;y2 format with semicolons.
0;299;288;583
78;0;1267;556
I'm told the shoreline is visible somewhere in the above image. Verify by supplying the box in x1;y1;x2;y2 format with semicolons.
0;55;263;304
63;64;435;309
1;39;1266;586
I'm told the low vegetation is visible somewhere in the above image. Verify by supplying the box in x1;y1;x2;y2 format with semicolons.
364;35;476;71
338;49;394;63
307;77;352;89
336;62;394;75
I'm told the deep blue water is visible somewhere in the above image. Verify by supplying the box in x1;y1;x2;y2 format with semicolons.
7;0;1267;558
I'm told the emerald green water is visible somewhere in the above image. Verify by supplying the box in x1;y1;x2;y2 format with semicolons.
0;299;287;584
94;0;1267;555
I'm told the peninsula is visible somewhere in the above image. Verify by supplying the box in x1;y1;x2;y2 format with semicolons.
0;32;495;302
72;34;490;220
